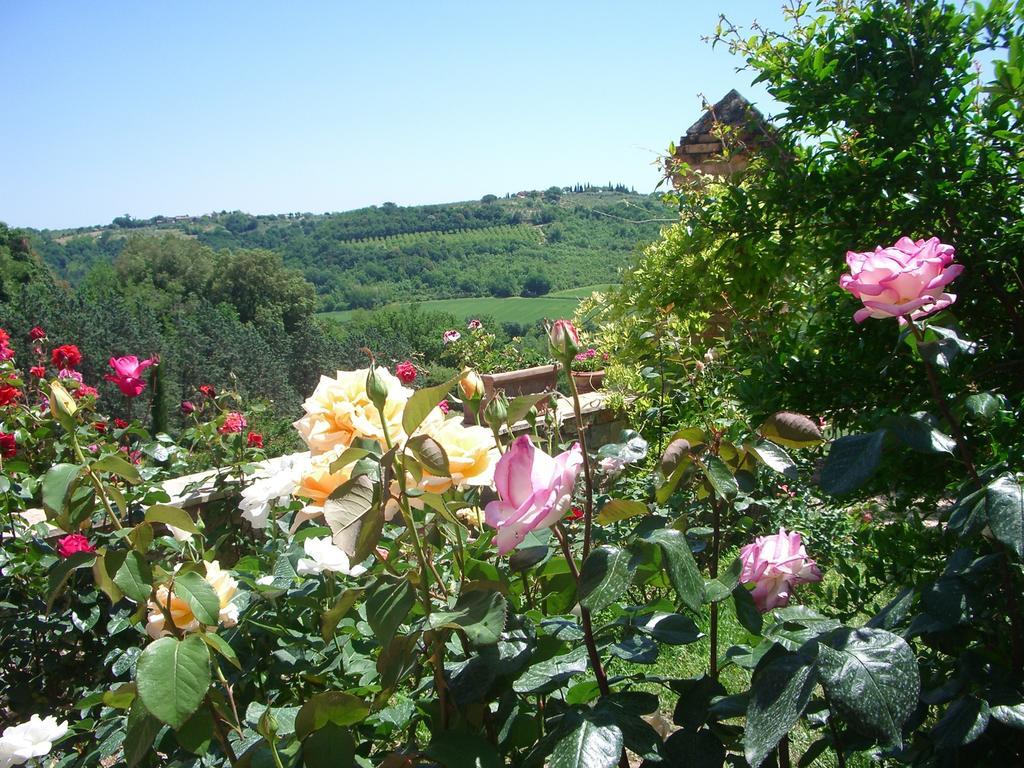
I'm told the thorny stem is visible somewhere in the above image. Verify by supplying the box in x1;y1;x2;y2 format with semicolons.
214;663;243;735
777;735;791;768
208;698;238;765
70;433;124;530
565;372;596;560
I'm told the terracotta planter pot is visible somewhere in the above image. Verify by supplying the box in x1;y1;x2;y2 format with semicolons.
571;369;605;394
463;364;560;425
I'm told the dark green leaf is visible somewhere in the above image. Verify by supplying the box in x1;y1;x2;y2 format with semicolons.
365;576;415;646
295;692;370;740
406;434;450;476
506;392;555;426
964;392;1001;422
744;649;817;768
302;722;355;768
46;551;96;612
321;588;364;642
322;478;376;536
885;413;955;454
820;431;886;495
705;557;742;603
984;473;1023;558
702;456;738;501
816;627;920;747
124;699;162;768
513;646;589;694
990;703;1024;730
175;705;213;755
930;696;990;749
641;528;704;611
199;632;241;670
578;546;633;612
426;730;503;768
549;710;623;768
136;635;211;729
429;589;508;645
661;729;726;768
634;612;702;645
733;584;763;635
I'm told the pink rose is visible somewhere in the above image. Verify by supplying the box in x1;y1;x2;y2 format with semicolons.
437;399;450;415
395;360;417;384
180;400;196;414
468;319;483;330
739;527;822;612
219;411;248;434
840;236;963;323
484;435;583;555
57;533;95;558
443;329;462;345
547;319;580;358
104;355;156;398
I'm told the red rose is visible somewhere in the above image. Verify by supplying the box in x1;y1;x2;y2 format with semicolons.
395;360;417;384
28;327;47;341
29;366;45;378
113;418;129;429
0;385;21;406
93;421;107;433
180;400;196;414
219;411;247;434
199;384;216;398
0;432;16;459
74;384;99;400
247;431;264;448
57;533;95;558
51;344;82;370
566;506;585;521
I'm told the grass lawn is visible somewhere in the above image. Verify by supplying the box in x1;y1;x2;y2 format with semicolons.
319;285;615;326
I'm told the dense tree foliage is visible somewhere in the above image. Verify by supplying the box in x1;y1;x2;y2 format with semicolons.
27;190;668;310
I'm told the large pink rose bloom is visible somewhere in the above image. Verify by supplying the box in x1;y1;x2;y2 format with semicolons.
104;355;156;397
484;435;583;555
739;527;822;613
840;236;963;323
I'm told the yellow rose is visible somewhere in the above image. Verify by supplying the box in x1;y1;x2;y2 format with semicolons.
293;367;411;455
294;448;354;507
146;560;239;639
420;418;498;493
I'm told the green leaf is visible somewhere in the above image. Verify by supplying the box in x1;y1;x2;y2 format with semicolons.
930;696;990;749
175;705;213;755
402;376;457;436
200;632;241;670
506;392;555;426
124;699;162;768
103;682;137;709
136;635;211;729
744;649;818;768
426;730;503;768
705;557;742;603
964;392;1002;422
816;627;919;748
172;571;221;627
990;703;1024;730
984;473;1023;558
641;528;704;611
578;546;633;612
302;722;355;768
702;456;738;501
748;439;797;479
758;412;823;448
92;455;142;484
46;551;96;612
41;462;83;521
113;550;153;604
885;413;955;454
145;504;200;534
365;576;415;645
549;710;624;768
295;691;370;740
733;584;763;635
634;612;702;645
406;435;450;477
321;588;365;641
328;446;375;474
513;646;590;694
429;589;508;645
819;430;886;495
660;729;726;768
596;498;648;525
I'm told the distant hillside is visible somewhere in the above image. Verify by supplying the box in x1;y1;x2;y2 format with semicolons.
25;186;671;310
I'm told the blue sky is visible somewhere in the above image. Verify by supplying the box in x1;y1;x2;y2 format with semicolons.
1;1;785;230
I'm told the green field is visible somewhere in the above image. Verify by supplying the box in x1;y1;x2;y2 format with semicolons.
320;284;615;326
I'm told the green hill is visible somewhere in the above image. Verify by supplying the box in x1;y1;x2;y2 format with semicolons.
26;187;669;311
